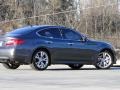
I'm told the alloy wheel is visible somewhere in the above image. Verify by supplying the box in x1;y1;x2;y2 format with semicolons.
95;51;113;69
31;50;49;70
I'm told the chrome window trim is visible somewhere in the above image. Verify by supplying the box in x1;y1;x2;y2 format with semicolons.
36;27;63;40
36;27;85;42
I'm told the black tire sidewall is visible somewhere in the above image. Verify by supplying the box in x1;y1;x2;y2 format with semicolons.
2;63;20;69
68;64;83;70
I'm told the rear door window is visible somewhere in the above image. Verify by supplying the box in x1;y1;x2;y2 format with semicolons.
37;28;62;39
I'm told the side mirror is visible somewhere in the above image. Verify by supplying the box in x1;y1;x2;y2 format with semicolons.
82;34;88;42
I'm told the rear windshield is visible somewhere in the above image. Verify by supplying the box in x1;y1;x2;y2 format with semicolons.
6;26;36;35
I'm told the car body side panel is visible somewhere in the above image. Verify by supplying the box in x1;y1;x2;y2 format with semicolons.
4;34;116;65
0;26;117;65
14;37;100;64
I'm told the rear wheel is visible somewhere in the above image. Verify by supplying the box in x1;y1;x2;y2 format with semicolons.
68;64;83;70
2;62;20;69
31;50;50;71
95;51;113;69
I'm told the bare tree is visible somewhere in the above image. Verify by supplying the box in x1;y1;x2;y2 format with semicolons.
0;0;119;48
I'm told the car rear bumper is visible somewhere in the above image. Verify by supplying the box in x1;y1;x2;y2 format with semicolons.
0;57;9;63
0;48;15;63
0;47;32;64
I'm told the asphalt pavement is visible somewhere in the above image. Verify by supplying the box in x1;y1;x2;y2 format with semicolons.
0;64;120;90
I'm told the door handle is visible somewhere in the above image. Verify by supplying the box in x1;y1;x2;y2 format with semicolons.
45;41;53;44
67;43;74;45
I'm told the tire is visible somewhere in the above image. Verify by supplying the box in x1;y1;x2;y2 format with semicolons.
2;62;20;69
95;51;113;69
31;50;50;71
68;64;83;70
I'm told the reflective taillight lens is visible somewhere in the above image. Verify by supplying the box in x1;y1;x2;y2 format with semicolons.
5;38;24;46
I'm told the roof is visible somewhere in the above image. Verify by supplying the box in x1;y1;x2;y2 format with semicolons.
6;25;66;36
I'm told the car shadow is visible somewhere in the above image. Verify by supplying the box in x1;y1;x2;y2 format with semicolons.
46;68;97;71
46;67;120;71
12;65;120;71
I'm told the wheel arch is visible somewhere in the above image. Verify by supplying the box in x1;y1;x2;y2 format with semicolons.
31;47;51;65
100;48;116;63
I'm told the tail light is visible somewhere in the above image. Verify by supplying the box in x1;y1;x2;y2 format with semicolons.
5;38;24;46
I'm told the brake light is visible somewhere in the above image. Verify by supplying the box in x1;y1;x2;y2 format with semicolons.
5;38;24;46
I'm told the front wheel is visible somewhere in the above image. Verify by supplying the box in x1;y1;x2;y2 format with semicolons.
68;64;83;70
95;51;113;69
2;62;20;69
31;50;50;71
